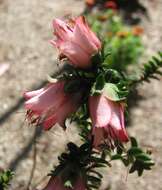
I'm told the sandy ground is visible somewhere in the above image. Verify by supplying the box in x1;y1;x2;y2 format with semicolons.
0;0;162;190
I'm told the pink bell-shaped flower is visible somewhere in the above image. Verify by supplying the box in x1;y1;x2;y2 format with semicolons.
24;81;82;130
51;16;101;69
89;94;129;148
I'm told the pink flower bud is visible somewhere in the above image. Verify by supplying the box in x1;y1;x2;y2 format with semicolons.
24;81;82;130
41;176;86;190
51;16;101;68
89;94;129;148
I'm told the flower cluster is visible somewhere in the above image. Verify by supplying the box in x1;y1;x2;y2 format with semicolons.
24;16;130;190
24;16;128;147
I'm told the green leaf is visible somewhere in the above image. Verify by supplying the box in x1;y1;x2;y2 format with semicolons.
128;147;143;156
103;83;126;101
104;69;122;83
95;74;105;90
91;156;109;165
91;53;102;66
132;52;162;84
67;143;79;156
130;137;138;147
136;153;151;161
121;158;130;166
94;163;108;168
87;183;99;189
90;170;103;179
87;175;101;182
137;168;144;176
129;163;136;174
103;83;119;100
111;154;123;160
0;170;14;190
116;144;124;154
143;160;155;166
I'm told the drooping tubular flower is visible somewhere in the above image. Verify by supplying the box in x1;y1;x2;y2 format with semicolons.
51;16;101;68
24;81;82;130
89;94;129;148
41;176;86;190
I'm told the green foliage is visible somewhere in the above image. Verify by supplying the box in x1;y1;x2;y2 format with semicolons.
91;68;129;101
0;170;14;190
110;137;155;176
50;142;108;190
56;51;130;103
49;128;154;188
134;52;162;83
71;104;92;141
103;83;128;101
103;34;143;71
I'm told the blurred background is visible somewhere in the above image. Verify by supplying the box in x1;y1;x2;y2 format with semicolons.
0;0;162;189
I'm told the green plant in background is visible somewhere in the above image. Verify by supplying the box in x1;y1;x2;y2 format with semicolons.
0;170;14;190
87;10;143;72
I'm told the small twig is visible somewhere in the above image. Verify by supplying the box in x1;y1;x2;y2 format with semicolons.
26;128;37;190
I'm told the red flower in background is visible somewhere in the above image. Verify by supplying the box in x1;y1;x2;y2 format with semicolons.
104;1;117;10
89;94;129;148
41;176;86;190
24;81;82;130
51;16;101;69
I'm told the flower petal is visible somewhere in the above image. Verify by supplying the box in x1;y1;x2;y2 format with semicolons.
25;82;65;114
60;42;91;68
23;88;44;100
76;16;101;49
73;21;98;54
53;19;73;41
108;101;129;142
89;95;111;127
